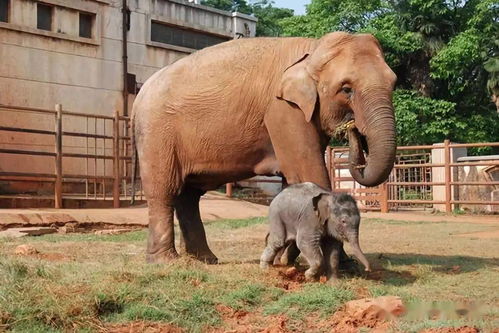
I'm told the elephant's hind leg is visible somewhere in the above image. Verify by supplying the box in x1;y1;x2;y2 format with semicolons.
138;135;180;263
175;186;218;264
146;197;178;263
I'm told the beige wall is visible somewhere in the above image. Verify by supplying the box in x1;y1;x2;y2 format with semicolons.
0;0;256;186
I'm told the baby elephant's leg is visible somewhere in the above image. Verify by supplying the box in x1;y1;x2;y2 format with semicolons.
260;226;286;269
322;238;342;280
296;231;324;280
273;241;300;266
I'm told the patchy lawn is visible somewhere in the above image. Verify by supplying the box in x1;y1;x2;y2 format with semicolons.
0;216;497;332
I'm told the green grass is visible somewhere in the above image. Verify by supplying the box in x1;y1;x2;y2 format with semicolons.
206;217;267;229
0;216;497;332
264;284;355;319
29;230;147;243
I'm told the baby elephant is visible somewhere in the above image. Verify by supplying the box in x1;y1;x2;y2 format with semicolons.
260;182;370;280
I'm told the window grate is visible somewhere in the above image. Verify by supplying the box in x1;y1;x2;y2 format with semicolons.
151;21;229;50
37;3;52;31
0;0;9;23
79;12;93;38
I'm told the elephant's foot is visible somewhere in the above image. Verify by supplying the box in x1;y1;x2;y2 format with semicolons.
186;247;218;264
146;248;179;264
260;261;271;269
304;268;320;281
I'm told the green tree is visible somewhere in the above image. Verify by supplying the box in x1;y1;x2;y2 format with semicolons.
201;0;293;36
279;0;499;146
252;1;293;36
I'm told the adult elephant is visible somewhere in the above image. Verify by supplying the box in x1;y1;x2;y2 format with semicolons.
132;32;397;264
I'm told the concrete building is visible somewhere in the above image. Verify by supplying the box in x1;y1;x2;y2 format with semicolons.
0;0;257;114
0;0;256;195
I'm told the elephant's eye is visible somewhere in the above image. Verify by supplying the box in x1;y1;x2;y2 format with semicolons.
342;86;353;95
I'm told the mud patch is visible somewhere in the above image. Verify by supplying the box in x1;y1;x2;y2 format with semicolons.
326;296;405;332
274;267;305;291
419;326;480;333
13;244;72;261
102;321;183;333
213;304;287;333
37;252;72;262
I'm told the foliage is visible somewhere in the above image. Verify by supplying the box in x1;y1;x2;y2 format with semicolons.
201;0;293;36
277;0;499;146
251;1;293;37
392;89;461;145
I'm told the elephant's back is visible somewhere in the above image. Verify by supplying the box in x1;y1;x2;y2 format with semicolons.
135;37;316;117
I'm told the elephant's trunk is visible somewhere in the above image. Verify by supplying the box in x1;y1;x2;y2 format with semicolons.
347;232;371;272
348;90;396;187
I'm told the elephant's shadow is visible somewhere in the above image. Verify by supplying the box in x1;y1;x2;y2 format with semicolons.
363;252;499;286
223;252;497;287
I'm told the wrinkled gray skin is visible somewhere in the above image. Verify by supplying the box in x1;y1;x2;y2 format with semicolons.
260;183;370;280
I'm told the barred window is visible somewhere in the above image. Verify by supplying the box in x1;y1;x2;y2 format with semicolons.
37;3;52;31
0;0;8;23
151;21;228;50
79;12;94;38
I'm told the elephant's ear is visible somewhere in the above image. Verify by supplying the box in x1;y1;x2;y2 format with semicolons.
312;193;330;226
277;54;317;123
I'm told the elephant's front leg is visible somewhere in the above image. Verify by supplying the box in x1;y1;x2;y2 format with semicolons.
322;237;342;280
175;186;218;264
296;231;324;280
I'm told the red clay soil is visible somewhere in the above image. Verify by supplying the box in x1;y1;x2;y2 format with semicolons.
101;321;183;333
272;266;309;291
327;305;392;333
14;244;71;262
419;327;480;333
211;304;287;333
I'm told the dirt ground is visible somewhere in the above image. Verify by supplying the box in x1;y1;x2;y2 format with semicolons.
0;195;498;332
0;192;268;230
0;191;497;231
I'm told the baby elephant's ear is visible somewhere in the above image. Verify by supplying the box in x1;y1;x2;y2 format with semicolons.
312;193;330;225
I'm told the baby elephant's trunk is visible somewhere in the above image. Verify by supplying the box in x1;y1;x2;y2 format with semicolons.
347;232;371;272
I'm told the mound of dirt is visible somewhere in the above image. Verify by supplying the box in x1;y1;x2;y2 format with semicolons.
14;244;38;255
102;321;183;333
419;327;480;333
275;267;305;291
13;243;71;261
329;296;405;332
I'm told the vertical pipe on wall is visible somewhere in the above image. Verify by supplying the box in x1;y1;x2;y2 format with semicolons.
54;104;63;209
122;0;129;116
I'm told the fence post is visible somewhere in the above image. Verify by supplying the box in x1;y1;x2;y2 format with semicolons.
380;182;389;213
54;104;63;209
444;139;451;213
326;146;332;189
113;110;120;208
226;183;233;197
330;148;336;190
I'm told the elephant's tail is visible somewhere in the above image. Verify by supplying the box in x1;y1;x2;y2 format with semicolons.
130;117;138;205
